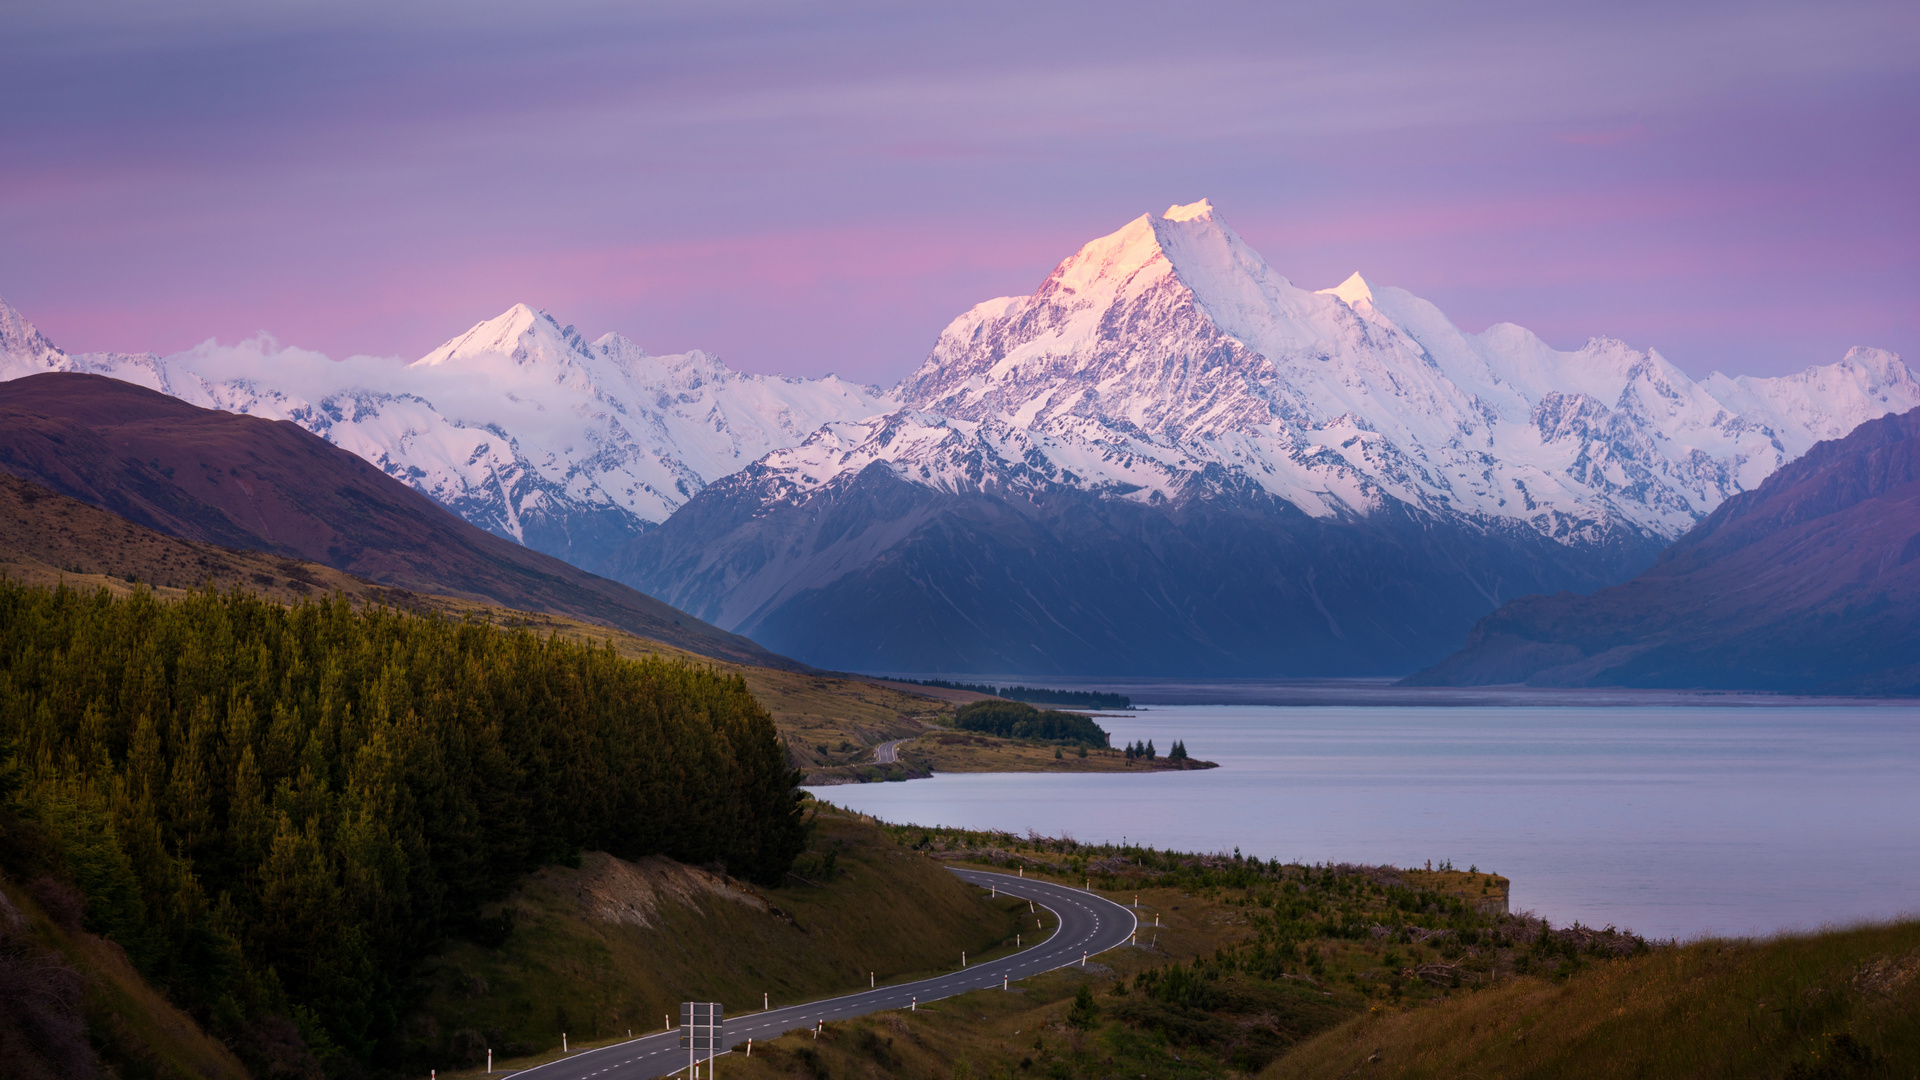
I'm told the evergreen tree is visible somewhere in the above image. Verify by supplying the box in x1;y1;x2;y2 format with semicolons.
1067;981;1101;1030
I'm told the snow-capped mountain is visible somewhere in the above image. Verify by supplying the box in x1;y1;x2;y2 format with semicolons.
604;201;1919;674
0;300;893;569
5;200;1913;674
747;201;1916;551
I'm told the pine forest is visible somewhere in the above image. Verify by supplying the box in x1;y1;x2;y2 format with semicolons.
0;581;809;1064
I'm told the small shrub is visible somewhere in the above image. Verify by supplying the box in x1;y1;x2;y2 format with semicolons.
1067;983;1102;1030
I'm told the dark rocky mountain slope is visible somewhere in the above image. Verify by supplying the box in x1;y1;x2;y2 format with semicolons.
609;459;1634;676
1406;407;1920;694
0;372;799;669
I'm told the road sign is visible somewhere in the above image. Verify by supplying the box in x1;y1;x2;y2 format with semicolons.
679;1002;724;1053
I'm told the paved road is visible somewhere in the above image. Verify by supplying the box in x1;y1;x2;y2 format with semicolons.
872;738;910;764
503;867;1136;1080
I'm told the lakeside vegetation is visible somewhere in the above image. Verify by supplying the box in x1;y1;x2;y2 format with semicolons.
0;580;808;1075
891;679;1132;711
952;701;1112;747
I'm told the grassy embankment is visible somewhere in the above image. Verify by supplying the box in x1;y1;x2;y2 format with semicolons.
416;805;1035;1075
714;821;1529;1079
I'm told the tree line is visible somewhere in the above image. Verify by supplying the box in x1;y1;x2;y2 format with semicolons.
895;679;1130;710
1123;739;1189;762
952;700;1110;746
0;581;808;1070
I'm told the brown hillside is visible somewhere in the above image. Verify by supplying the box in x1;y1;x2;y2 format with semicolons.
0;372;799;669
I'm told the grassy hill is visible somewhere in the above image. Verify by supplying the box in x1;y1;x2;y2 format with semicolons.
414;807;1026;1071
1265;920;1920;1079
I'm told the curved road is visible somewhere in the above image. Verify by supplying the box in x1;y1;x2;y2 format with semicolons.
872;738;910;764
504;868;1136;1080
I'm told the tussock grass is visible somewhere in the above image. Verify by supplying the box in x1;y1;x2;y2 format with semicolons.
1263;920;1920;1079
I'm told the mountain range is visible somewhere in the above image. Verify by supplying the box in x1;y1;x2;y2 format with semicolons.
1407;405;1920;695
0;299;889;569
603;202;1918;673
4;199;1915;674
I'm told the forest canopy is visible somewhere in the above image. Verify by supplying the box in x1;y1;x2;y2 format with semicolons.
952;700;1110;746
0;581;807;1065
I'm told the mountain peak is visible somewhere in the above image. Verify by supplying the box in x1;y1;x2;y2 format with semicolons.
0;295;65;365
1162;199;1216;223
412;303;592;368
1316;272;1374;308
1838;346;1912;385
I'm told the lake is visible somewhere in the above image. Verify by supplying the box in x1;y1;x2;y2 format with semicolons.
809;694;1920;941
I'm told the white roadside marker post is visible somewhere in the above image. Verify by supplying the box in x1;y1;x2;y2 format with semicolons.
1003;974;1008;990
764;993;769;1011
912;997;916;1011
563;1034;568;1053
487;1049;492;1074
747;1040;752;1058
962;951;966;967
1082;952;1087;966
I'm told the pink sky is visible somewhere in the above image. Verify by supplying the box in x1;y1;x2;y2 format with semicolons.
2;1;1915;384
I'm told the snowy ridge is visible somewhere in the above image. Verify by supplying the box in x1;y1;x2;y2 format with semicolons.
740;200;1919;548
0;297;895;566
2;200;1914;573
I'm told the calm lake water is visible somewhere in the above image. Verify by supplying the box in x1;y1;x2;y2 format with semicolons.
809;698;1920;941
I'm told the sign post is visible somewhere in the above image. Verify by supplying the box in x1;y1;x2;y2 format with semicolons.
679;1002;724;1079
